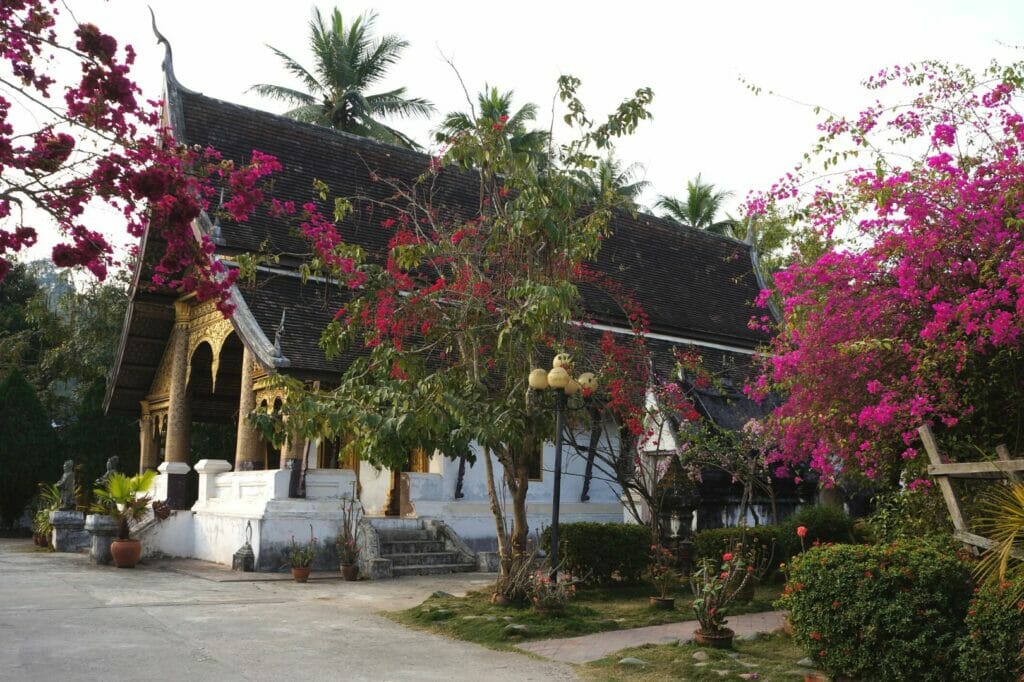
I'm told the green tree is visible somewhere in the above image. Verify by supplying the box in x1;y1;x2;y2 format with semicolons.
275;76;654;575
656;174;736;235
30;271;129;423
250;7;434;149
0;261;46;381
0;369;59;527
574;155;649;209
435;85;549;169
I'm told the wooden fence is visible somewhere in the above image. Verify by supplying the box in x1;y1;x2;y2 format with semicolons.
919;424;1024;559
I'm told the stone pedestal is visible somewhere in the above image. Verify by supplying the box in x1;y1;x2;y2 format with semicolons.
49;510;89;552
195;459;232;502
84;514;119;565
158;461;192;510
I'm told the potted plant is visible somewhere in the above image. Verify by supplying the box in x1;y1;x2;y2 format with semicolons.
285;527;317;582
92;470;157;568
32;483;61;547
690;551;751;648
649;544;680;609
337;496;360;580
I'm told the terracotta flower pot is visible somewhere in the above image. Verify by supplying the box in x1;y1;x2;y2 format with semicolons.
291;566;311;583
693;627;734;649
110;538;141;568
649;596;675;610
340;563;358;581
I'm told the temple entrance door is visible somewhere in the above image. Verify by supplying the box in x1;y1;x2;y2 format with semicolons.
385;448;430;517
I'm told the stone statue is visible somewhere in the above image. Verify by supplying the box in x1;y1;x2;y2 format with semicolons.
95;456;119;489
56;460;76;511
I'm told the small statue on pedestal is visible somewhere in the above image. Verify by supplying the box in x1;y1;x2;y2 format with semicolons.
56;460;76;511
95;456;119;489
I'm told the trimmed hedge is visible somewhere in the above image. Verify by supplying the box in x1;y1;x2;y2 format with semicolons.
692;505;858;572
785;504;857;546
540;522;649;585
954;579;1024;681
692;524;787;572
778;541;972;681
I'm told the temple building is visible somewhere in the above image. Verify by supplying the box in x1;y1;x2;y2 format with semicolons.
103;46;780;575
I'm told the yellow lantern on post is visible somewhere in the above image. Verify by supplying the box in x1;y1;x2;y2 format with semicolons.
552;353;572;370
565;379;581;396
528;368;549;390
577;372;597;391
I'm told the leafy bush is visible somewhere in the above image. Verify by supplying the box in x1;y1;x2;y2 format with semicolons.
692;525;786;575
784;504;858;545
862;488;952;543
692;505;858;575
778;542;972;681
540;522;649;585
954;579;1024;681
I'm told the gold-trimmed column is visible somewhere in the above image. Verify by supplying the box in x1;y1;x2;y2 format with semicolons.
138;402;158;473
162;300;192;509
235;347;264;471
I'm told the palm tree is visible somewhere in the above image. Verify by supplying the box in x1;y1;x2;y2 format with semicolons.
656;174;736;235
574;156;649;208
250;7;434;149
434;86;549;168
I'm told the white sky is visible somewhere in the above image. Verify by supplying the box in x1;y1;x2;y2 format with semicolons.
13;0;1024;262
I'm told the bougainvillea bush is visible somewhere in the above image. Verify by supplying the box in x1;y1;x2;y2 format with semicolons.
1;0;281;310
747;58;1024;486
778;542;972;681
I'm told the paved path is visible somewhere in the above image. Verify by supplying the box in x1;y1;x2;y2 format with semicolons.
0;540;574;682
517;610;787;663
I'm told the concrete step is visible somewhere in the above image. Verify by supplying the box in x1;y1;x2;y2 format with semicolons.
392;562;477;578
376;529;434;542
385;552;465;567
380;540;446;555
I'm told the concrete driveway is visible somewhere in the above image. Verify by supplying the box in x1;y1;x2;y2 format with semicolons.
0;540;575;681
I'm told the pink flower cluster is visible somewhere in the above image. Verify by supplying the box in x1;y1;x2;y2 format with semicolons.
747;60;1024;482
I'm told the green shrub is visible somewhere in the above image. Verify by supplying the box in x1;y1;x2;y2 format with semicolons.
783;504;858;546
778;542;972;681
692;525;787;575
862;488;953;543
691;505;856;576
954;579;1024;681
540;522;649;585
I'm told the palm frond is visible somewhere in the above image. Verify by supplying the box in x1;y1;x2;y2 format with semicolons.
263;45;321;95
248;84;317;107
366;89;435;119
975;482;1024;604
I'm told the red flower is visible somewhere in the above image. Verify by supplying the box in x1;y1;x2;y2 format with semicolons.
796;525;808;539
722;552;734;562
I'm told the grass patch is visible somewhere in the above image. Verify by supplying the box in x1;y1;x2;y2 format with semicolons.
583;633;811;681
386;582;782;650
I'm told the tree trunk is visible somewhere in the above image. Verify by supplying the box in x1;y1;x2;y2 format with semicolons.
482;446;510;576
508;458;530;558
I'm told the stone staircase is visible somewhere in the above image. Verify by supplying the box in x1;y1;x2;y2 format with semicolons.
364;519;477;578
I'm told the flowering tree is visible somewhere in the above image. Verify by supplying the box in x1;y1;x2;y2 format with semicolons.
1;0;280;309
747;58;1024;487
268;77;659;575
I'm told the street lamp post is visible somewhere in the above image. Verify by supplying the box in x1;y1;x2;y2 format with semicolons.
529;357;596;583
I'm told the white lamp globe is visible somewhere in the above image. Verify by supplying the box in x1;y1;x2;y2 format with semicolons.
552;353;572;370
577;372;597;390
528;368;549;390
547;366;570;389
565;378;581;396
